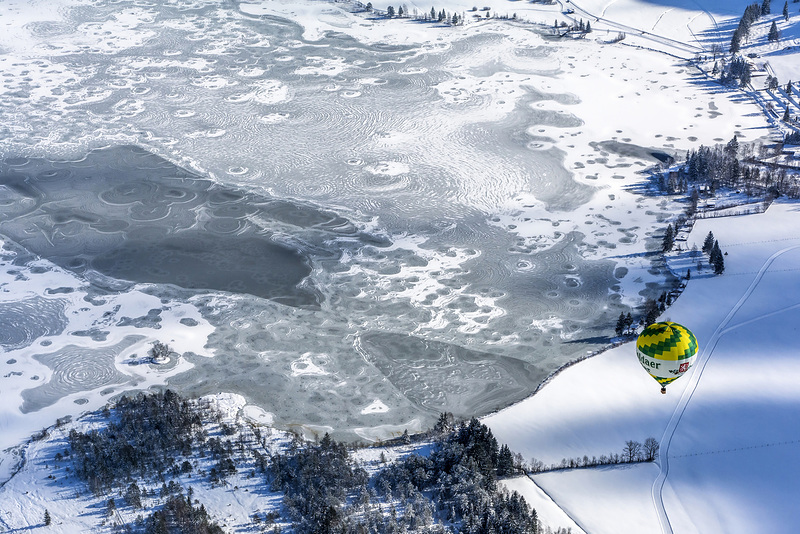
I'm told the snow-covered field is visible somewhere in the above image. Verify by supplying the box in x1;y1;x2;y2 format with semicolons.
486;199;800;533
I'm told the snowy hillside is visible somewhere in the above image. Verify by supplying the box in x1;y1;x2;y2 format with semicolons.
485;199;800;534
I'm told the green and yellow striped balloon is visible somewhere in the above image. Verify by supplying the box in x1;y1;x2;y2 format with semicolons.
636;321;698;393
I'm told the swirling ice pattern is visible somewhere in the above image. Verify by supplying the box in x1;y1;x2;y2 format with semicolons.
20;337;140;413
0;297;69;350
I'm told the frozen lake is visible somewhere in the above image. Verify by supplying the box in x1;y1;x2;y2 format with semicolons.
1;0;762;443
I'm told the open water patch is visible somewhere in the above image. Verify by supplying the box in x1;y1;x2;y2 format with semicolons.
0;146;381;307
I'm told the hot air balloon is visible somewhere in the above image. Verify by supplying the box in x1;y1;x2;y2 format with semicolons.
636;321;698;394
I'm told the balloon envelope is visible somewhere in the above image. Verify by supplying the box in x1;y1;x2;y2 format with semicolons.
636;321;698;389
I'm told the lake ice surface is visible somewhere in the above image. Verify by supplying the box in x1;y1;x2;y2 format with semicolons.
0;0;686;442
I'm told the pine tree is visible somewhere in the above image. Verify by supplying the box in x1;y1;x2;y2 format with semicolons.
783;105;792;121
398;5;404;16
44;509;51;526
662;224;675;252
702;231;715;254
762;0;771;15
497;444;515;476
387;5;395;16
725;134;739;157
730;28;742;54
787;80;793;93
615;312;627;337
784;0;790;19
711;241;725;274
768;21;780;41
643;299;660;326
431;6;436;19
586;20;592;32
740;63;752;87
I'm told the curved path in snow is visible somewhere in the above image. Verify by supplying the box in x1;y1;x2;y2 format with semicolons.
559;0;704;57
651;244;800;534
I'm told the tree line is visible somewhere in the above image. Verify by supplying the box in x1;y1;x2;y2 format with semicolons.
529;437;660;473
657;136;798;199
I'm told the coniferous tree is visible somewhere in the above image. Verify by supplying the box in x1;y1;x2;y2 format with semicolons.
44;509;51;526
662;224;675;252
730;28;742;53
398;5;404;16
784;106;792;121
768;21;780;41
702;231;715;254
615;312;627;337
725;134;739;157
711;240;725;274
762;0;771;15
784;0;790;18
431;6;436;19
586;20;592;32
740;63;752;87
497;444;516;476
787;80;793;93
643;298;660;326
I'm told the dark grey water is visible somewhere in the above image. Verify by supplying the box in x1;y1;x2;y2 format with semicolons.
0;0;644;440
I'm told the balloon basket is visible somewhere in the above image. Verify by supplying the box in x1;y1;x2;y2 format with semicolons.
660;387;667;394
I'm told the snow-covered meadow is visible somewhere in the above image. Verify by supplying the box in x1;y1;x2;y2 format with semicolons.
486;199;800;533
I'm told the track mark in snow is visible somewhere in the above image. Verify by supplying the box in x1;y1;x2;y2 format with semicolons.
652;244;800;534
600;0;619;19
652;9;674;32
526;473;589;534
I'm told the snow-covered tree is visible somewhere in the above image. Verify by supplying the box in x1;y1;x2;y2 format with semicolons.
768;21;780;41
